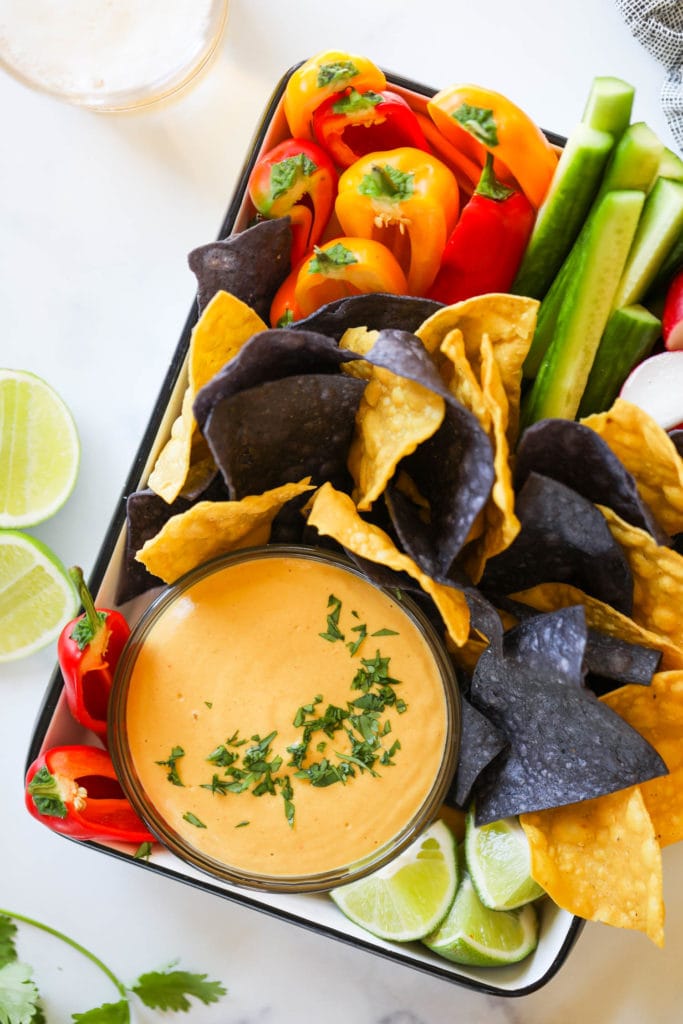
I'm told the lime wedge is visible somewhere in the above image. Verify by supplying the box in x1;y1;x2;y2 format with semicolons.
331;820;458;942
0;368;80;527
465;808;545;910
423;858;540;967
0;531;79;662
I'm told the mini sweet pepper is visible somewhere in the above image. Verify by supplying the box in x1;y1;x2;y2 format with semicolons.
428;154;536;304
294;236;407;317
57;567;130;744
25;745;155;844
312;88;429;168
335;147;460;296
427;84;558;209
248;138;337;265
284;49;387;140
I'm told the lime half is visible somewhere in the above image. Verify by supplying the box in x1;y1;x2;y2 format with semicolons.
331;820;458;942
423;862;540;967
465;809;545;910
0;368;80;527
0;531;79;661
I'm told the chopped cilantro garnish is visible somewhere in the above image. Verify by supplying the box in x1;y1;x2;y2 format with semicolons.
156;746;186;787
182;812;207;829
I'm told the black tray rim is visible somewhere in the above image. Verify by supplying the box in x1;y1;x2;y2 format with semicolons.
25;59;580;998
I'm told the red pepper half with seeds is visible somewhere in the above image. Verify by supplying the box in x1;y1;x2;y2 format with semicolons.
248;138;338;265
312;88;430;168
57;566;130;744
427;153;536;304
25;745;155;844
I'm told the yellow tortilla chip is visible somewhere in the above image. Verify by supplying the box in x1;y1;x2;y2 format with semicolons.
520;786;664;946
348;365;445;510
136;479;313;583
599;505;683;649
511;581;683;671
463;334;519;581
148;291;267;503
581;398;683;536
416;293;538;442
306;482;470;646
603;671;683;848
438;327;491;429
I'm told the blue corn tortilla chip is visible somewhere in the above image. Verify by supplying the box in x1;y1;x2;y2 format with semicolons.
203;373;366;499
469;605;669;825
481;471;634;615
497;595;661;694
188;217;292;321
449;694;507;810
515;418;669;544
355;329;494;579
193;328;360;431
292;293;443;340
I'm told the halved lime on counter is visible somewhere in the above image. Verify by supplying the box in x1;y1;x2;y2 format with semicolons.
0;368;80;527
465;809;545;910
330;819;458;942
0;531;79;662
422;861;540;967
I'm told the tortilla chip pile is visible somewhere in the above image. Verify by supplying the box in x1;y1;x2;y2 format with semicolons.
120;218;683;949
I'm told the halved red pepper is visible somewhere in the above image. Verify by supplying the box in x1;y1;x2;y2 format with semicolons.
248;138;337;265
427;154;536;304
312;88;429;168
25;745;154;844
57;567;130;744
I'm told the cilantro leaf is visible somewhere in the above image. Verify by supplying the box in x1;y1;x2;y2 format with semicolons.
0;916;18;969
71;1000;129;1023
0;960;40;1024
131;968;226;1011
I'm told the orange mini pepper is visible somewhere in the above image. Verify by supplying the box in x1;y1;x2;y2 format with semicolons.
294;237;407;318
284;50;386;141
335;147;460;296
270;259;306;326
427;84;558;209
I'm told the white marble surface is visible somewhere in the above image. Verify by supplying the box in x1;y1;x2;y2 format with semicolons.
2;1;683;1020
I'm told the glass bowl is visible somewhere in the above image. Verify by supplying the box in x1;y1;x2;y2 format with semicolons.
109;544;461;892
0;0;229;112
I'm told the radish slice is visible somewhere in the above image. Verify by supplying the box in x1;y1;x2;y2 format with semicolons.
619;351;683;430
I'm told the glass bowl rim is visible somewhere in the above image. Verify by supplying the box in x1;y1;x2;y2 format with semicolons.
109;542;462;893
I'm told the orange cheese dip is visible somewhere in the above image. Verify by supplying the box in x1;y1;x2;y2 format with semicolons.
124;552;451;880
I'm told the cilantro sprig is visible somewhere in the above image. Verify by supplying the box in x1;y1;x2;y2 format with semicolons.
0;910;226;1022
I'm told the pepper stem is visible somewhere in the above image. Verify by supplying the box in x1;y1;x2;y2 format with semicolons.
69;566;101;634
475;153;516;201
0;908;129;1002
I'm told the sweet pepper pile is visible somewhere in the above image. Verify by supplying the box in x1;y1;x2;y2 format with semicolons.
248;49;558;327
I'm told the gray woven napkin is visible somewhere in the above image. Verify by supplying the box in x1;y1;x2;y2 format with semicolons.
616;0;683;151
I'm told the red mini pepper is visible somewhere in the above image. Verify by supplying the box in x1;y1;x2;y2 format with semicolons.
57;567;130;744
25;745;154;844
312;88;429;168
427;154;536;304
663;267;683;351
248;138;337;265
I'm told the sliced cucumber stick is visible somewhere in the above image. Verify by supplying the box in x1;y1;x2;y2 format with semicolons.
512;124;613;299
523;123;662;379
522;190;645;425
598;121;664;196
612;177;683;308
578;304;662;417
581;75;634;139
